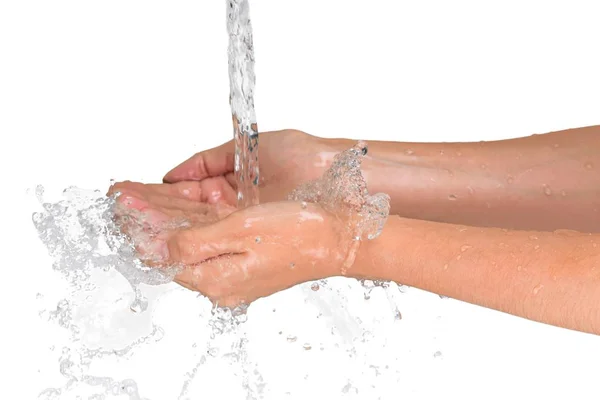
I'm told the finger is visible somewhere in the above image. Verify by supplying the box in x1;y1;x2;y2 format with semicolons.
166;222;246;265
147;178;236;206
197;176;238;205
143;181;205;202
163;140;235;183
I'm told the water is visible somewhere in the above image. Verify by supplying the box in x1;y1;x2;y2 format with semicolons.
228;0;260;208
29;2;409;397
30;139;403;398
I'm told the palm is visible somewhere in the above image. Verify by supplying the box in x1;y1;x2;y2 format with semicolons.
163;130;338;205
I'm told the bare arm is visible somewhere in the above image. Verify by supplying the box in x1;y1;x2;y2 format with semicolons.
332;125;600;232
351;215;600;335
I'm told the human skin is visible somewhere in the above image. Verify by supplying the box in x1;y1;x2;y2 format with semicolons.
109;185;600;336
111;125;600;335
164;126;600;232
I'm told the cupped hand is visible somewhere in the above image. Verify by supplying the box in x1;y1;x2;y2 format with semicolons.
110;183;356;307
162;201;358;307
162;130;345;206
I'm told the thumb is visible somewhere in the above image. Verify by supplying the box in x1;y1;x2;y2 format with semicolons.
163;140;235;183
165;219;246;265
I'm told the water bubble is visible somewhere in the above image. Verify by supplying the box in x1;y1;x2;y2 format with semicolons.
543;185;552;196
36;293;44;300
534;245;540;250
109;179;115;186
532;284;544;295
303;343;312;350
460;244;472;252
585;162;594;170
404;149;414;155
467;186;475;195
553;143;560;148
433;351;443;358
506;175;514;184
561;190;567;197
448;194;458;201
394;310;402;320
301;201;307;209
480;164;487;170
289;262;295;269
310;282;320;291
286;335;297;343
255;236;261;244
529;235;538;240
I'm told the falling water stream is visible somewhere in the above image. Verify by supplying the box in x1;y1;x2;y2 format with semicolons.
29;2;411;399
228;0;260;208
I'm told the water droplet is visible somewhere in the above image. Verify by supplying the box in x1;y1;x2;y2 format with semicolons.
207;347;219;357
593;243;597;248
529;235;538;240
303;343;312;350
448;194;458;201
443;264;449;270
480;164;487;170
460;244;472;252
534;245;540;250
467;186;475;195
533;284;544;295
255;236;261;244
301;201;307;209
439;150;445;156
35;185;45;202
129;297;148;314
543;185;552;196
517;265;522;271
553;143;560;148
364;292;371;300
446;169;454;177
456;151;463;157
286;335;297;343
584;162;594;170
311;282;320;291
404;149;414;155
506;175;514;184
394;310;402;320
289;262;295;269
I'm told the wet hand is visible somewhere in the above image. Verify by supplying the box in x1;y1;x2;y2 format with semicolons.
161;201;357;307
113;194;354;307
162;130;343;206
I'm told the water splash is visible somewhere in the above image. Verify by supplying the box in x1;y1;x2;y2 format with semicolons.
228;0;260;208
288;141;390;241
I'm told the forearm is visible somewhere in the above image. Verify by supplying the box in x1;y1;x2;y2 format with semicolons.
334;125;600;232
351;215;600;335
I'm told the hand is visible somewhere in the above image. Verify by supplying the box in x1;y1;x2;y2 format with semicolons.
107;180;237;262
162;130;345;206
111;189;357;307
164;201;361;307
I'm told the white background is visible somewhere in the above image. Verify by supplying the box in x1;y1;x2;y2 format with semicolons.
1;1;600;399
